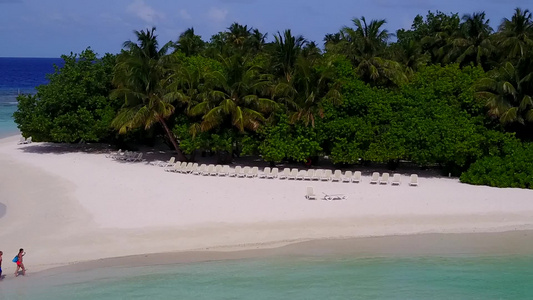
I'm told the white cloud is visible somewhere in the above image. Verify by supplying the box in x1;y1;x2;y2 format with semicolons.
179;9;191;20
127;0;164;23
207;7;228;22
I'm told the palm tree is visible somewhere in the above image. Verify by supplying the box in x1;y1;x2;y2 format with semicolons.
324;33;342;47
390;39;428;76
476;60;533;125
279;57;341;127
250;29;267;52
302;41;322;62
188;55;277;133
419;12;461;65
174;27;205;56
339;17;406;85
448;12;493;69
496;8;533;62
112;27;187;161
122;27;170;60
227;23;252;51
272;29;307;82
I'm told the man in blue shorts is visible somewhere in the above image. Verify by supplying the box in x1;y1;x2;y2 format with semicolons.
0;250;3;279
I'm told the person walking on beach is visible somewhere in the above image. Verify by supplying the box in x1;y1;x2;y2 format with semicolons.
0;251;3;279
14;248;25;276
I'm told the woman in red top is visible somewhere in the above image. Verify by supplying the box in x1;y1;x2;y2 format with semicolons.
14;248;25;277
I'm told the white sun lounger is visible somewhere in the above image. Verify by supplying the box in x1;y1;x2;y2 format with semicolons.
322;192;346;201
175;161;188;173
18;136;31;145
321;170;332;181
409;174;419;186
353;171;362;183
212;165;222;176
288;168;298;180
239;166;250;178
106;149;122;158
296;170;307;180
370;172;379;184
343;171;352;183
188;163;199;174
193;164;206;175
267;167;279;179
159;157;175;167
127;153;143;162
248;166;259;178
121;152;131;161
229;166;242;177
165;162;179;172
279;168;290;179
392;174;401;185
203;164;214;176
305;186;317;200
380;172;390;184
259;167;271;178
181;162;191;173
219;165;230;176
304;169;314;180
312;169;323;181
331;170;342;182
112;150;127;160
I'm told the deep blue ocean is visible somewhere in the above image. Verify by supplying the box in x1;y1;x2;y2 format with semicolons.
0;57;63;138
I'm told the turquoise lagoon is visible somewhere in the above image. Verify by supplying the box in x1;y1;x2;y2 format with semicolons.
1;254;532;299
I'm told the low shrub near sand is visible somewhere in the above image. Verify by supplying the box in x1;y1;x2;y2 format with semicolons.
460;143;533;189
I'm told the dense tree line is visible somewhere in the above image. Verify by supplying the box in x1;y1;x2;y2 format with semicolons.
14;8;533;188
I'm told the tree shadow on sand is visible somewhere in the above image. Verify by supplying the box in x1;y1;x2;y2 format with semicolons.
18;143;110;155
17;142;178;166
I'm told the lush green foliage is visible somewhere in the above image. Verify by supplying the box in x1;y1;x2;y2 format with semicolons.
460;141;533;188
14;49;118;142
15;8;533;188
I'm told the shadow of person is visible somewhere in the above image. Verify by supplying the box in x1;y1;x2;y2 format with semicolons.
0;202;5;218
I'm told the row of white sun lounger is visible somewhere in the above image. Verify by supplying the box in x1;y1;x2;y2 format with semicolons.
106;149;144;162
160;160;419;186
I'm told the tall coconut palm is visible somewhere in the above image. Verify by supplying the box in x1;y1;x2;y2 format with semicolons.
112;27;187;161
227;23;252;51
419;12;461;65
122;27;170;60
339;17;406;85
391;39;428;76
278;57;341;127
496;8;533;61
272;29;307;82
476;59;533;125
250;28;268;53
448;12;493;69
188;55;277;133
174;27;205;56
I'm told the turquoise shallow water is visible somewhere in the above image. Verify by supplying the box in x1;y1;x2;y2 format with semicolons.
0;104;18;138
1;254;532;299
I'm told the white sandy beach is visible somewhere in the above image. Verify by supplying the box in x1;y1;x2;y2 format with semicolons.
1;134;533;273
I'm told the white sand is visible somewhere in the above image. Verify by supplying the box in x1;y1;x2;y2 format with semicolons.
1;134;533;272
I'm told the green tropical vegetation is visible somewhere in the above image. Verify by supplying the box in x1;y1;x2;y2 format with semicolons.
14;8;533;189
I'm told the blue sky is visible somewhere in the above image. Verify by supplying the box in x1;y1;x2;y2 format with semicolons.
0;0;530;57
